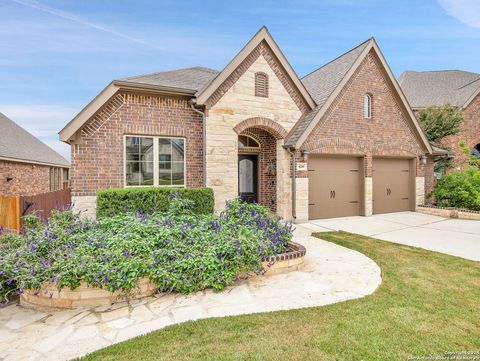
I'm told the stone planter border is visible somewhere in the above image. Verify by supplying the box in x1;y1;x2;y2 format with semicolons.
417;205;480;221
20;241;307;311
20;277;157;310
261;241;306;274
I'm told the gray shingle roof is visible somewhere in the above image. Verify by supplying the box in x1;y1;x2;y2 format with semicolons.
119;66;220;92
0;113;69;167
398;70;480;108
285;39;371;147
301;39;371;106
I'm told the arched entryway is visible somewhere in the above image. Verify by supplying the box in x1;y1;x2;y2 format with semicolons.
238;128;278;212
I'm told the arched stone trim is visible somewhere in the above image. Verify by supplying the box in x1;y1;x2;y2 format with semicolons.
234;117;287;140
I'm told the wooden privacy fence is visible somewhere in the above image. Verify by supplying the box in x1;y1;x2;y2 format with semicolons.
0;195;20;231
0;188;72;231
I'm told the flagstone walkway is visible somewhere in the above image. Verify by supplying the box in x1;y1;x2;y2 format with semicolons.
0;225;381;361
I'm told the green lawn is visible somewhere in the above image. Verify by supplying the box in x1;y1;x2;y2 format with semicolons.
79;232;480;361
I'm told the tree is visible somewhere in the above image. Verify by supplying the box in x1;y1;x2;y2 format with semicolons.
417;104;463;146
459;141;480;169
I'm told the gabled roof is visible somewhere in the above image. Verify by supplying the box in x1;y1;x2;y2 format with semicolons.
119;67;219;92
398;70;480;109
285;40;371;147
195;26;316;109
60;27;315;143
302;39;371;107
0;112;69;167
285;38;432;154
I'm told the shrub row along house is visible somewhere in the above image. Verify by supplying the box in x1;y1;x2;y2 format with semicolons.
399;70;480;169
60;27;436;221
0;112;69;196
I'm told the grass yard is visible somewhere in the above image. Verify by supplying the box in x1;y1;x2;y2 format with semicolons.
79;232;480;361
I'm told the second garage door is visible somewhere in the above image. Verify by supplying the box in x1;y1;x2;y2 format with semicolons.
372;158;413;214
308;156;363;220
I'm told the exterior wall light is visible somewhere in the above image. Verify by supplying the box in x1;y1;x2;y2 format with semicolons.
419;155;427;166
301;150;310;162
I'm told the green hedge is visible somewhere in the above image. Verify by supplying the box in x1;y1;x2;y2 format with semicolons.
96;187;214;218
430;167;480;210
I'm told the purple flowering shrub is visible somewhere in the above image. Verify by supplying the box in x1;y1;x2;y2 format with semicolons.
0;198;292;305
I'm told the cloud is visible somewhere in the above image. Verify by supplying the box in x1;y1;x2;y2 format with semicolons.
11;0;149;45
438;0;480;28
0;104;77;160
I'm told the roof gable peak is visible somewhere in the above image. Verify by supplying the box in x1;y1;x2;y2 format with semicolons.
195;26;316;109
287;39;431;154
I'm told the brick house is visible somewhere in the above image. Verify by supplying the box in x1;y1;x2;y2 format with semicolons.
0;112;69;196
60;27;433;221
399;70;480;169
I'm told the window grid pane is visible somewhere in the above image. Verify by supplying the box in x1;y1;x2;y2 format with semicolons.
126;136;185;187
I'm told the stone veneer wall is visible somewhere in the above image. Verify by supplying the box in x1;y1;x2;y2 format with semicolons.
0;160;61;196
205;41;305;215
415;177;426;207
364;177;373;216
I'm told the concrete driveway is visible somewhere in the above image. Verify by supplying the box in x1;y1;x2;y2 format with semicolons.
302;212;480;261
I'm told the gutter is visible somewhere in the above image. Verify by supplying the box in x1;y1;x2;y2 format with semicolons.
286;147;296;220
0;156;70;168
112;80;196;96
189;99;207;187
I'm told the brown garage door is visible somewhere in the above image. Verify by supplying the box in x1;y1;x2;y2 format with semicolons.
372;158;413;214
308;156;362;220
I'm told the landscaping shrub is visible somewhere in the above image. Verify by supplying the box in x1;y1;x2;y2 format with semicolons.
0;198;292;305
430;167;480;210
96;187;214;219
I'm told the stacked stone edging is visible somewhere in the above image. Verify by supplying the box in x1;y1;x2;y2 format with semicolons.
20;242;307;310
417;205;480;221
20;277;157;310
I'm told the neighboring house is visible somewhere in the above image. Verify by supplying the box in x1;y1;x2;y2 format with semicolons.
0;112;70;196
399;70;480;169
60;27;433;221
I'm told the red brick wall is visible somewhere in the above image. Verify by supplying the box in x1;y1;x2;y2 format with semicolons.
302;51;427;177
0;160;51;196
71;91;204;196
240;128;277;212
442;93;480;169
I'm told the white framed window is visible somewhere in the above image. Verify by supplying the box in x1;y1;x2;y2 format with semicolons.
124;135;185;187
238;135;260;148
363;93;372;119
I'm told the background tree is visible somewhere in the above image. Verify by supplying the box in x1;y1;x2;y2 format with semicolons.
459;141;480;169
417;104;463;147
417;104;463;174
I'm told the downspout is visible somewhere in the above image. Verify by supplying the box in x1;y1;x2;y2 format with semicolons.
189;99;207;187
286;147;296;220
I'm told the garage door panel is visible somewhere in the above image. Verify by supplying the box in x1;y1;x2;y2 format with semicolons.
308;156;362;220
373;158;412;214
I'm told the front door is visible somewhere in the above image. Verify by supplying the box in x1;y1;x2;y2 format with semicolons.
238;154;258;203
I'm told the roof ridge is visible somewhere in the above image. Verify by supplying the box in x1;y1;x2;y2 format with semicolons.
121;66;219;81
301;37;373;80
456;76;480;90
402;69;480;75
